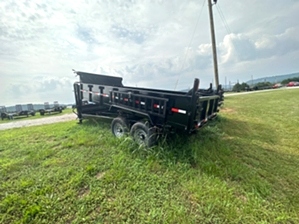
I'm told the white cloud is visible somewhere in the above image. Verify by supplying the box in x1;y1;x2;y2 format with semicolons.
1;0;299;105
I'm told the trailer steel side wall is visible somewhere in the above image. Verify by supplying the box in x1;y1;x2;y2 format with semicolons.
73;72;222;134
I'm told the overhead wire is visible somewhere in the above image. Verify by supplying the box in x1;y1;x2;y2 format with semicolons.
216;4;231;35
215;3;241;58
173;0;207;90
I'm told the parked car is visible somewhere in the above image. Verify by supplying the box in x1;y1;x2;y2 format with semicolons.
272;83;282;89
286;82;299;87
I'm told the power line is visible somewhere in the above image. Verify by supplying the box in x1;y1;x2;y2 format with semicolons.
174;0;207;90
215;3;242;61
216;4;231;35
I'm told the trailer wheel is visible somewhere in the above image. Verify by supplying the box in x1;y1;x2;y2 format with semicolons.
111;117;129;138
130;122;157;147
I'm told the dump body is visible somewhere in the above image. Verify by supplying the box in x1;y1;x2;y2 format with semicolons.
39;101;63;115
0;104;35;120
73;71;223;134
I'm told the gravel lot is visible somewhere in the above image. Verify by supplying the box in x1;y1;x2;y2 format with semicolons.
0;113;77;131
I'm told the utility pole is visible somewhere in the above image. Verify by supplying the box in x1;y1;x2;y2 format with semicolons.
208;0;219;88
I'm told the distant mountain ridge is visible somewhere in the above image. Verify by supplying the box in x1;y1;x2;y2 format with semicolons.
246;72;299;85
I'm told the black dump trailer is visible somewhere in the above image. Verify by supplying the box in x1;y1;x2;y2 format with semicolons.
15;104;36;117
73;71;224;147
39;101;63;115
0;106;8;120
0;104;35;120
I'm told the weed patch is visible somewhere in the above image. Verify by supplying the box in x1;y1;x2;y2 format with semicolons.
0;89;299;223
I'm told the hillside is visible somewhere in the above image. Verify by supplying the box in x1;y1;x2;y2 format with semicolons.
245;72;299;85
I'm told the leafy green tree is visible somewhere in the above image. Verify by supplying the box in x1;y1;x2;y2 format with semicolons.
281;77;299;85
232;83;241;92
232;82;250;92
250;82;273;90
254;82;272;88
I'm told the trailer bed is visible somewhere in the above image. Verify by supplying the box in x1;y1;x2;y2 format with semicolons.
73;71;223;146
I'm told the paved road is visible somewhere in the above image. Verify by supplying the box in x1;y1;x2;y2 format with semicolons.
224;86;299;97
0;113;77;131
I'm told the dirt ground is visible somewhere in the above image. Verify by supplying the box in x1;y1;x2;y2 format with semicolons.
0;113;77;131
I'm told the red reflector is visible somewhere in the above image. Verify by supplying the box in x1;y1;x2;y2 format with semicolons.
171;108;179;113
135;100;140;104
124;98;128;102
154;104;159;108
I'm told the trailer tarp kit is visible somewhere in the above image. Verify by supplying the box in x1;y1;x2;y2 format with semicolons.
73;71;224;147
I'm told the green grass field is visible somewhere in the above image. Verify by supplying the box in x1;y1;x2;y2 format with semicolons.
0;89;298;223
0;108;72;124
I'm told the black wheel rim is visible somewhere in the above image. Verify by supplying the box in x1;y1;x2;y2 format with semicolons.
113;122;125;138
133;129;148;145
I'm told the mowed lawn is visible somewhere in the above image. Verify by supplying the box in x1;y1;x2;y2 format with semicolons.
0;89;298;223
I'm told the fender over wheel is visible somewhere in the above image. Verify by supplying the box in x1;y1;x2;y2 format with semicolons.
111;117;129;138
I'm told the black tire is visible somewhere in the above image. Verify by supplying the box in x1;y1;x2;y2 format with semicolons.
40;111;45;116
130;122;157;147
111;117;129;138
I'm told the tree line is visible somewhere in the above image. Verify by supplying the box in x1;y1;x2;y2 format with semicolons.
232;77;299;92
281;77;299;84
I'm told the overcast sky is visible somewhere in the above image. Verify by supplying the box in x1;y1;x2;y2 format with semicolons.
1;0;299;105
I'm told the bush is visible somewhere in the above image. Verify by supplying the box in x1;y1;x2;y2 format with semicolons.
232;82;250;92
281;77;299;85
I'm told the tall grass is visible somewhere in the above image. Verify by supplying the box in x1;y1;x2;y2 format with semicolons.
0;89;298;223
